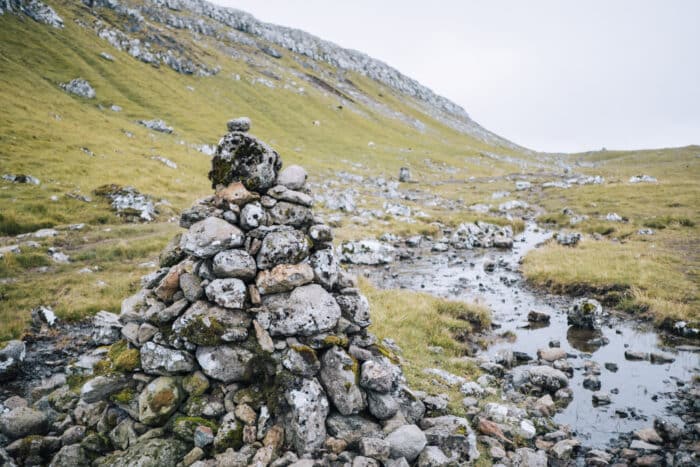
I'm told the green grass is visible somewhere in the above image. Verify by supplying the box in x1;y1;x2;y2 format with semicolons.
363;278;490;413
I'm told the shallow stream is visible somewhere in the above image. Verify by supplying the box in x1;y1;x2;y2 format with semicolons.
351;224;699;447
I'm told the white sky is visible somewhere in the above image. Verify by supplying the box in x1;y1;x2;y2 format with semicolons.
211;1;700;153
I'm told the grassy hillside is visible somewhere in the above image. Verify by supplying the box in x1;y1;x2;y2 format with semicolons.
1;1;698;344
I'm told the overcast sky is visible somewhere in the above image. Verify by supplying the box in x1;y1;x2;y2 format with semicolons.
212;1;699;153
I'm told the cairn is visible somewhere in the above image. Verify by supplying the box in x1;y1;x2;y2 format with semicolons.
33;119;478;466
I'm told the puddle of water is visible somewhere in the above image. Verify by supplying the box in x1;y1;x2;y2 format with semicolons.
352;224;699;447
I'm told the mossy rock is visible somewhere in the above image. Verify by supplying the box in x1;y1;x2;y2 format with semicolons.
182;372;210;397
171;416;218;442
110;387;136;405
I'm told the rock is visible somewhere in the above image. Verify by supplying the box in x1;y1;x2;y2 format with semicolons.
80;374;130;403
583;375;602;391
256;263;314;294
534;394;555;416
209;132;281;191
654;418;682;443
140;342;195;375
537;348;566;362
567;298;603;330
398;167;411;182
366;392;399;420
212;249;257;280
606;212;624;222
528;311;550;323
227;117;251;132
625;350;649;361
605;362;619;372
326;413;382;448
319;346;365;415
240;201;266;230
649;352;675;364
91;311;122;345
284;378;329;454
138;376;182;426
359;437;390;460
172;300;250;345
277;165;308;190
180;273;203;302
216;181;260;207
592;391;611;405
0;407;48;439
256;229;311;270
260;284;341;336
180;217;245;258
268;201;313;228
138;119;173;133
49;444;90;467
420;415;478;461
512;365;569;393
360;360;394;393
339;240;395;265
96;185;156;222
205;278;247;309
310;249;339;290
515;180;532;190
512;447;547;466
0;340;26;382
416;446;450;466
93;437;187;467
61;78;95;98
629;175;657;183
630;440;661;451
385;425;427;462
634;427;663;445
556;232;582;246
195;345;253;382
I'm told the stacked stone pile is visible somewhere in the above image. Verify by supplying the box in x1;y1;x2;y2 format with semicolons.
0;119;479;466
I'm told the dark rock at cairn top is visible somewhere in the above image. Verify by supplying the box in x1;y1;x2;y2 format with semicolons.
208;121;281;190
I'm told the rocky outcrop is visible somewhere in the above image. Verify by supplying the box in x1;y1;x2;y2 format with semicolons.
0;0;63;28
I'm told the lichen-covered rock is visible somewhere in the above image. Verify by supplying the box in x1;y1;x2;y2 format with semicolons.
180;217;245;258
212;249;257;280
95;185;156;222
61;78;95;98
310;249;339;290
283;345;321;377
49;444;90;467
138;376;182;426
0;340;25;382
172;300;250;345
138;119;173;134
268;201;313;228
339;240;395;265
319;346;365;416
336;294;371;328
205;278;247;309
140;342;195;375
567;298;603;330
259;284;341;336
209;132;281;190
284;378;329;454
256;228;311;270
195;346;254;383
240;201;266;230
360;360;394;393
213;412;244;452
227;117;251;133
366;391;399;420
256;263;314;295
93;437;188;467
326;413;382;448
511;365;569;393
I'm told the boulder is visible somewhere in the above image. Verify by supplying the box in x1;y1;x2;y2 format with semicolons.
319;346;365;415
140;342;195;375
0;340;26;382
180;217;245;258
259;284;341;336
256;263;314;295
0;407;48;439
567;298;603;330
195;346;254;383
209;132;281;190
205;278;247;309
61;78;95;98
256;229;311;270
277;165;308;190
284;378;329;454
385;425;427;462
172;300;250;345
212;249;257;280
